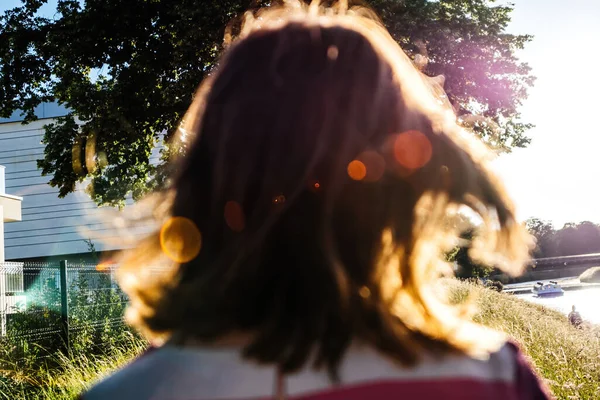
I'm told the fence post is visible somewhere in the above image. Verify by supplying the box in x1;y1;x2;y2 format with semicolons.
59;260;70;352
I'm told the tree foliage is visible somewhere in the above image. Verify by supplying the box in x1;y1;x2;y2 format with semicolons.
525;217;556;258
448;229;494;279
526;218;600;258
0;0;535;206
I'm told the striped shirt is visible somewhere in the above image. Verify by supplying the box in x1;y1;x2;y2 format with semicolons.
81;341;552;399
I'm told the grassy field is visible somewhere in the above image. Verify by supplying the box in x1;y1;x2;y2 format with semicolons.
1;281;599;399
450;281;600;399
0;337;147;399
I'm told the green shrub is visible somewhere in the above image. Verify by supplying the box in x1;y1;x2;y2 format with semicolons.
0;270;141;399
484;280;504;292
0;272;134;372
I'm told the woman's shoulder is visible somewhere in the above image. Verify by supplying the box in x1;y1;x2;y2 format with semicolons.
80;346;164;400
80;344;275;400
284;341;551;399
322;340;549;397
80;341;552;400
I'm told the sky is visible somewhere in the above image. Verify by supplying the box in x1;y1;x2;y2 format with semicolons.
2;0;600;227
493;0;600;226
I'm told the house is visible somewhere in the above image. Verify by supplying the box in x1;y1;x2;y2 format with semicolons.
0;161;23;335
0;103;131;263
0;165;22;263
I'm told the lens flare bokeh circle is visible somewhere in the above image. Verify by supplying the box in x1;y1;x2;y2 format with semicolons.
347;160;367;181
159;216;202;263
393;130;432;170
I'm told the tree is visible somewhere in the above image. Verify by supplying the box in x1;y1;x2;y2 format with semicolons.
449;229;493;279
0;0;535;206
555;221;600;256
526;218;600;258
525;217;556;258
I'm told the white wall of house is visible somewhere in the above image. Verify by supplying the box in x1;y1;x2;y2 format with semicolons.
0;165;23;333
0;165;22;262
0;114;128;261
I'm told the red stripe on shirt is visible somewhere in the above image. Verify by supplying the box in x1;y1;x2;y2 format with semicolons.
289;379;518;400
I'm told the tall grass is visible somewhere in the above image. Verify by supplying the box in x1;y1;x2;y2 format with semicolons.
0;269;141;399
0;335;146;399
449;280;600;399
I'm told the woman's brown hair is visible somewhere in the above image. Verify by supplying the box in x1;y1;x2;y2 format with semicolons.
115;0;532;379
